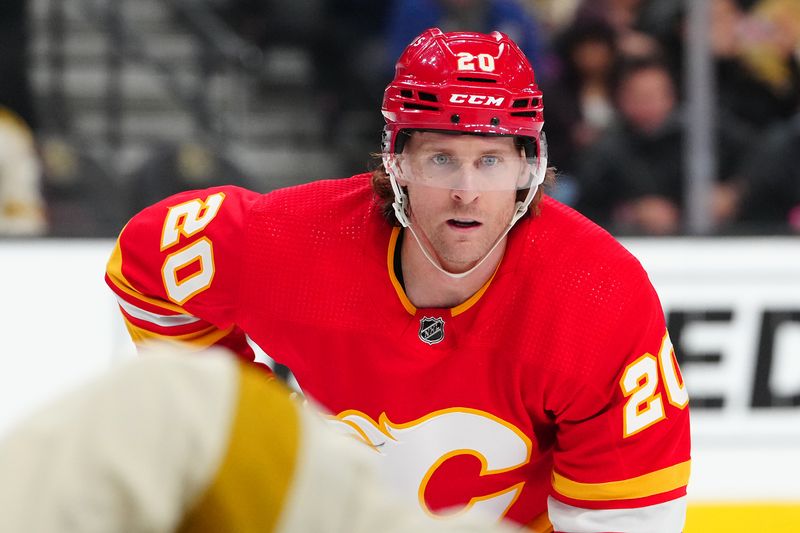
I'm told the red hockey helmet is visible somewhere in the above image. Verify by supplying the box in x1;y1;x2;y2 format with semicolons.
381;29;548;279
381;27;544;156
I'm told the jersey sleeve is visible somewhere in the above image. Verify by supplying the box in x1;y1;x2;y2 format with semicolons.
548;273;691;533
105;186;260;360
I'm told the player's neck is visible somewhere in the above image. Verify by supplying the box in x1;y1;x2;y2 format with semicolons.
400;230;506;309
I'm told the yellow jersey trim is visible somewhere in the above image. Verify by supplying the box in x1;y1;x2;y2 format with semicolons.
387;227;417;315
525;510;553;533
177;363;299;532
552;460;691;501
386;227;500;317
107;237;188;314
123;316;232;348
686;502;800;533
450;264;499;317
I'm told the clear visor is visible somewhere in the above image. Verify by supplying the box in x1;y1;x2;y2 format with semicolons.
384;134;547;192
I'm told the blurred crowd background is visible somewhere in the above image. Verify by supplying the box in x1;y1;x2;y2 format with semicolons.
2;0;800;238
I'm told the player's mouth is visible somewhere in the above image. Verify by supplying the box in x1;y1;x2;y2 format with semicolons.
447;218;482;230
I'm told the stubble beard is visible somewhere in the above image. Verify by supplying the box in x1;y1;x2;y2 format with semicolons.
427;206;514;273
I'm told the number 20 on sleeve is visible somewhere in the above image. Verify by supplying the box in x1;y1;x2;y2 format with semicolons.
159;193;225;304
619;333;689;438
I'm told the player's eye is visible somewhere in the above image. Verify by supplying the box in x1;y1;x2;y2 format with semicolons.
480;155;501;167
431;153;452;165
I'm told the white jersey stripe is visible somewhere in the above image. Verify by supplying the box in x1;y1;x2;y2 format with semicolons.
116;297;201;328
548;495;687;533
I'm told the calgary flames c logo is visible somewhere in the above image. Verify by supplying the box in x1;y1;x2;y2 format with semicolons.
328;408;532;521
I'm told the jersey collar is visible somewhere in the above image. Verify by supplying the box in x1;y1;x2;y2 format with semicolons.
386;227;499;317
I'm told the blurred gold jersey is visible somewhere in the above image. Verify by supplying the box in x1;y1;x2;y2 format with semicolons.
0;348;518;533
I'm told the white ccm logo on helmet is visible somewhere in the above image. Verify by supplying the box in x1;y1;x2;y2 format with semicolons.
449;94;505;106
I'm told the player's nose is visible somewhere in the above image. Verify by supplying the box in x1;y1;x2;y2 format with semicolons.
450;188;480;204
449;167;481;204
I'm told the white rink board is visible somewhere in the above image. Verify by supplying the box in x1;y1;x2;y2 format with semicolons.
1;237;799;501
0;240;135;432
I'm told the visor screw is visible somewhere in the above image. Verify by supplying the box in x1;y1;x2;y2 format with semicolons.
450;114;460;124
490;116;500;126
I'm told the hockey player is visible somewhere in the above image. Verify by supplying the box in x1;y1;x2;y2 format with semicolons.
0;347;520;533
106;28;691;532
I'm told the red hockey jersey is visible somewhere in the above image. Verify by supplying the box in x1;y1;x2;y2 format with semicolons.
106;174;690;532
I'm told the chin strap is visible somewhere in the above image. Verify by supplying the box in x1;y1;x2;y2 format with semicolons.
384;152;546;280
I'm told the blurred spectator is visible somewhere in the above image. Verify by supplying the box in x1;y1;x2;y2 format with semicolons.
709;0;800;131
544;20;619;202
310;1;392;174
572;0;662;59
733;0;800;126
40;139;124;237
0;107;46;237
0;0;37;130
527;0;584;34
729;111;800;233
575;57;750;235
386;0;546;71
126;141;257;214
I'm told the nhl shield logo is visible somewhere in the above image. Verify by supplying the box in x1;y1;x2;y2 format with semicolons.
418;316;445;345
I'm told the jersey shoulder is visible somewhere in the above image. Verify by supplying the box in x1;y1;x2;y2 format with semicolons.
515;195;654;325
108;185;263;329
251;173;378;228
511;195;666;385
244;173;384;269
119;184;262;250
535;195;648;281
